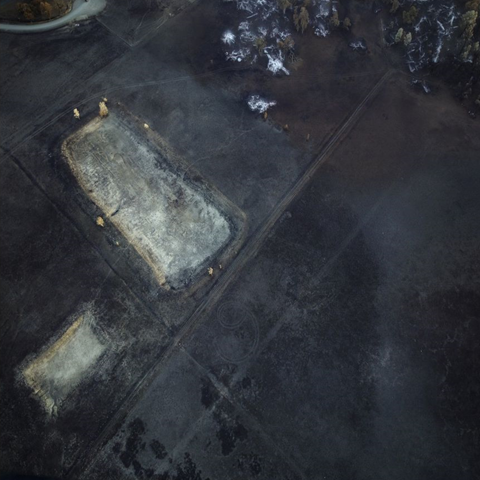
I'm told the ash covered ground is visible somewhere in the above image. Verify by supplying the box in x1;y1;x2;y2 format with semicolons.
1;0;480;479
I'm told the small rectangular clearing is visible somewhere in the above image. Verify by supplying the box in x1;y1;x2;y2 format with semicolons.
63;112;238;290
23;312;105;415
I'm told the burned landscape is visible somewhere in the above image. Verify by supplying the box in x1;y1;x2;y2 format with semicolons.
1;0;480;479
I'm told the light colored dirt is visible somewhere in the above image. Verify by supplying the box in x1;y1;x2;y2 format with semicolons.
23;310;105;415
64;114;233;290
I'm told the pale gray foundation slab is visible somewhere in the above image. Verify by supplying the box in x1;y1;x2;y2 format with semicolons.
63;111;238;290
22;310;106;416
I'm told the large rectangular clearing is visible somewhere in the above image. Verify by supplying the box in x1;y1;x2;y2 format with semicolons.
64;112;236;290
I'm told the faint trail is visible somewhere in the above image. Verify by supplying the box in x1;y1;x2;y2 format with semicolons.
66;68;393;479
231;178;400;387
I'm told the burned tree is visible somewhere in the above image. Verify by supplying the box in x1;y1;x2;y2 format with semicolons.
329;11;340;28
293;6;310;33
402;5;419;24
277;0;292;14
254;36;267;55
390;0;399;13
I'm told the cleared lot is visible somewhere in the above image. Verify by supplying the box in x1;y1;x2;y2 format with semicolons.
64;112;235;290
1;0;479;478
23;309;106;416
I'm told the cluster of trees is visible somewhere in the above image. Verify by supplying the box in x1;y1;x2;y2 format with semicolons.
277;0;311;33
277;35;297;63
17;0;70;22
278;35;295;52
466;0;480;10
389;0;399;13
254;36;267;55
277;0;351;34
402;5;418;24
381;0;417;22
293;5;309;33
394;27;412;46
385;0;479;60
329;11;352;30
389;0;480;111
381;0;417;51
